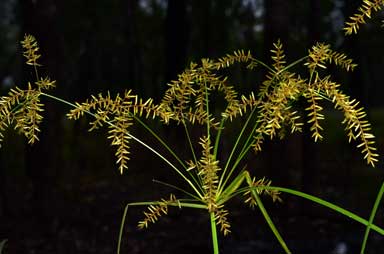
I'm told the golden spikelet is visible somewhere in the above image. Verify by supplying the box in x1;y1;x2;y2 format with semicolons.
0;35;57;146
67;90;169;173
315;77;379;166
271;39;286;72
243;177;282;209
197;136;221;212
187;136;221;212
138;194;177;229
35;77;56;91
344;0;384;35
304;88;325;142
213;49;257;70
305;43;357;72
252;76;305;152
159;51;259;125
214;207;231;236
21;34;42;67
108;117;132;174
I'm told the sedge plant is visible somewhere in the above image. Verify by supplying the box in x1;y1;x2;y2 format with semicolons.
1;1;384;253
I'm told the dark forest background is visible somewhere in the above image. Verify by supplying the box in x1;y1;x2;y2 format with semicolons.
1;0;384;253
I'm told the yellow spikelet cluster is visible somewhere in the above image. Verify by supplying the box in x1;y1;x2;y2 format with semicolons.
186;136;233;235
138;194;177;229
188;136;221;212
244;41;378;168
214;208;231;236
271;40;286;72
243;177;282;208
20;34;42;67
315;78;379;166
306;43;357;72
304;88;325;142
302;44;378;166
213;49;257;70
0;35;55;146
159;50;260;125
344;0;384;35
67;91;169;174
253;75;305;152
258;41;288;100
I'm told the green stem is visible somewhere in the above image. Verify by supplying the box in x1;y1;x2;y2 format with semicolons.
278;56;308;75
218;106;258;194
117;201;207;254
127;201;207;209
33;65;39;81
134;116;203;194
252;58;275;73
41;92;79;108
360;180;384;254
204;82;211;138
183;121;198;164
134;115;187;169
210;212;219;254
220;116;260;193
253;193;291;254
244;172;291;254
117;204;129;254
213;118;226;159
181;121;204;191
152;179;201;200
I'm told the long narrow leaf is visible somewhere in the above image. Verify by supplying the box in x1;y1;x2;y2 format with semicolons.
360;180;384;254
249;186;384;235
117;201;207;254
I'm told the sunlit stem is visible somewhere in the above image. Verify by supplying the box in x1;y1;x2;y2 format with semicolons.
245;174;291;254
152;179;201;200
253;192;291;254
183;121;198;164
204;82;211;138
210;212;219;254
117;204;129;254
213;118;226;159
252;58;274;73
217;106;258;194
117;201;207;254
134;116;202;193
218;56;309;195
182;120;204;191
277;56;308;75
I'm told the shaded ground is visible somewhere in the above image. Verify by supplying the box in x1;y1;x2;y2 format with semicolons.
2;168;384;254
1;118;384;254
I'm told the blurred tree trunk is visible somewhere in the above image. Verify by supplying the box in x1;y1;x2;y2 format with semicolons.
190;0;213;57
342;0;365;105
302;0;321;193
263;0;291;61
299;0;322;213
21;0;63;223
165;0;189;83
340;0;364;202
263;0;292;187
124;0;142;94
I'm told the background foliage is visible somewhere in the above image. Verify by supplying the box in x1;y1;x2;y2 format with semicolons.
1;0;384;253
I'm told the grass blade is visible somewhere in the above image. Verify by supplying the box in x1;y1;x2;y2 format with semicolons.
360;180;384;254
